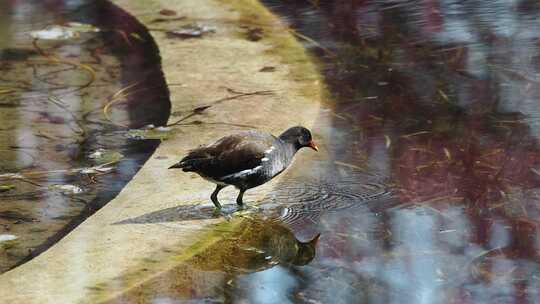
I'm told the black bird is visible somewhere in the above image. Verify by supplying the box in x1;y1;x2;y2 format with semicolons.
169;126;318;209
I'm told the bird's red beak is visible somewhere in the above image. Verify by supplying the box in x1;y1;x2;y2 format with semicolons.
308;140;319;152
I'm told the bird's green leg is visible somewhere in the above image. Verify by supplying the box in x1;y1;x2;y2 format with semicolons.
211;185;225;210
236;189;246;208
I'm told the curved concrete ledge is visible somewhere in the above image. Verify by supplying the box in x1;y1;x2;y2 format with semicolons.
0;0;325;302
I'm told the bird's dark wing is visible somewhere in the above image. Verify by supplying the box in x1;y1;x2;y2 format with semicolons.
174;132;274;179
209;132;274;178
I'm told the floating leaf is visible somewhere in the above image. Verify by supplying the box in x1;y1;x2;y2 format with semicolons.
0;234;18;249
29;23;100;40
89;149;124;165
0;234;18;243
49;184;84;194
127;126;173;140
30;26;78;40
80;166;114;174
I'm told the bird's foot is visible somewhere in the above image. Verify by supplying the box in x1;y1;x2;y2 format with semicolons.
212;207;227;218
212;205;241;220
232;205;261;219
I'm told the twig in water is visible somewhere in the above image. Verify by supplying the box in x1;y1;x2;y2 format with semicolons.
102;82;140;128
287;29;336;58
48;96;86;137
31;38;96;91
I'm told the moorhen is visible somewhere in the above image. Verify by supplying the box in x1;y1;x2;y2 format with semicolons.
169;126;318;209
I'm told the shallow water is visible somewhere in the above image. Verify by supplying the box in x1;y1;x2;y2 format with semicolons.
265;1;540;302
270;1;540;302
94;1;540;303
0;1;169;272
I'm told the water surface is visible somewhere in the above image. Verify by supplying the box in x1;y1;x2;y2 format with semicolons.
0;0;170;272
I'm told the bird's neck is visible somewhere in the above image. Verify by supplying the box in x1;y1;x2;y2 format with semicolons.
281;141;299;161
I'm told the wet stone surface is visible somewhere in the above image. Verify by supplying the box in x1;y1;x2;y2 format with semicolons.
0;1;169;272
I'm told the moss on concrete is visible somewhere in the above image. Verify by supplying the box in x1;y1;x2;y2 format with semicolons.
224;0;322;94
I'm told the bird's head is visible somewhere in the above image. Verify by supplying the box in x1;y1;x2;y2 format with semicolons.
292;233;320;266
279;126;318;152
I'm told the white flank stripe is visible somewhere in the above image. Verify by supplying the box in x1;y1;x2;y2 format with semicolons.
222;165;262;180
264;146;276;154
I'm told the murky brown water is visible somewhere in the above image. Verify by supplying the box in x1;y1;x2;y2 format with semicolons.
91;1;540;303
0;1;169;272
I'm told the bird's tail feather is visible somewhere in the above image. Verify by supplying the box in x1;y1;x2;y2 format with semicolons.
168;157;210;172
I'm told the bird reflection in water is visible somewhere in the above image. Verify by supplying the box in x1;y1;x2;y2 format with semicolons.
198;216;320;273
100;215;320;303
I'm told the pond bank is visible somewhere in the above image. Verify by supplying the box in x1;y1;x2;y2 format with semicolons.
0;0;325;302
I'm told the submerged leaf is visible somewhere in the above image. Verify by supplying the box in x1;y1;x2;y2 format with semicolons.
0;234;18;243
0;185;16;193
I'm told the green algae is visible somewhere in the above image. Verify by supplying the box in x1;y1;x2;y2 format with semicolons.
223;0;325;99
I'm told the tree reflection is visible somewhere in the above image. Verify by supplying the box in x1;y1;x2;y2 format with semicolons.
261;0;540;303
